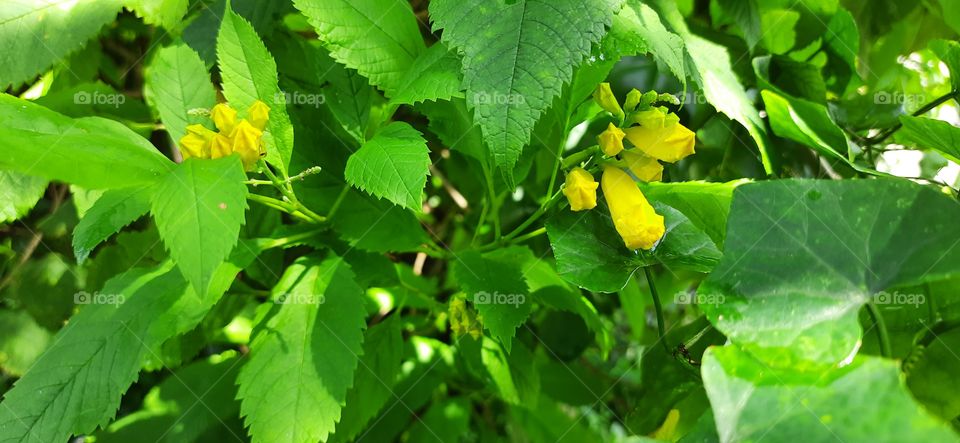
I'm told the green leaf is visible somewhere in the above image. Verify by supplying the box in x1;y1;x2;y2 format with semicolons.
345;122;431;210
651;0;773;174
405;398;471;443
94;353;243;443
0;310;52;376
604;2;685;83
122;0;189;30
237;254;367;443
0;171;48;223
0;247;260;443
292;0;425;91
217;6;294;172
897;115;960;163
641;180;744;248
150;156;248;295
332;317;403;443
330;188;430;253
0;94;173;189
145;43;217;145
531;286;612;357
481;339;540;405
703;345;958;442
454;250;531;352
546;201;720;293
430;0;619;182
387;43;464;106
699;179;960;365
754;55;827;104
73;186;151;263
0;0;122;88
323;62;373;142
761;89;852;164
906;328;960;420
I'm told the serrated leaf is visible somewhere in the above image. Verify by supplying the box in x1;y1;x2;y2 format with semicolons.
0;0;122;89
0;246;261;443
217;6;294;172
292;0;425;91
150;156;248;295
603;2;685;82
699;179;960;366
0;94;173;189
387;43;464;106
0;171;48;223
237;254;367;443
72;186;151;263
454;250;531;352
123;0;188;30
146;43;217;144
345;122;431;210
704;345;958;442
430;0;619;182
330;188;430;253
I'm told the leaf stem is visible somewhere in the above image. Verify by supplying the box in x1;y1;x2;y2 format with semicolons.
866;302;892;358
644;267;670;356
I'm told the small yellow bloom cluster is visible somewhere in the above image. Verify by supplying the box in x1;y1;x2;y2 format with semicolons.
179;101;270;170
448;297;482;339
561;83;697;251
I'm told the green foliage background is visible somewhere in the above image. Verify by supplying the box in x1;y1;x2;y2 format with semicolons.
1;0;960;442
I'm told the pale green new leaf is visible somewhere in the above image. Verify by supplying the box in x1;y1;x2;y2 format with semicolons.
345;122;431;210
237;254;367;443
431;0;619;182
72;186;151;263
0;171;48;223
123;0;188;30
0;0;122;88
0;94;173;189
292;0;425;91
146;43;217;144
387;43;464;106
150;156;248;296
217;6;294;172
0;247;261;443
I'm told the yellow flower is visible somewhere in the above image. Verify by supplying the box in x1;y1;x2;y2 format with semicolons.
593;82;624;121
231;119;265;168
210;103;238;134
176;101;271;170
623;108;695;163
598;123;626;156
247;100;271;131
601;166;665;250
179;124;216;159
622;150;663;182
562;167;599;211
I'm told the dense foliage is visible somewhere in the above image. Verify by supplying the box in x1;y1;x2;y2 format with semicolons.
2;0;960;441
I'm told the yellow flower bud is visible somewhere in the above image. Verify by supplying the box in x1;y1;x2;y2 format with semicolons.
179;124;215;159
622;150;663;182
210;133;233;159
593;82;624;120
231;119;265;169
623;109;695;163
210;103;238;134
562;167;599;211
601;166;665;250
598;123;626;156
247;100;270;131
